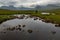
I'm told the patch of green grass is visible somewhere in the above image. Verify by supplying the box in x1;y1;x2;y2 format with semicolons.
0;15;15;24
0;9;60;24
44;15;60;24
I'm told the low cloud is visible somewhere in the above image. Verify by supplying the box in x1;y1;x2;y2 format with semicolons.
0;0;60;7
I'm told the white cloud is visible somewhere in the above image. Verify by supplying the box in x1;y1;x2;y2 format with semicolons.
0;0;60;7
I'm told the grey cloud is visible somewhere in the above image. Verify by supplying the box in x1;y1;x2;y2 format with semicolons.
0;0;60;7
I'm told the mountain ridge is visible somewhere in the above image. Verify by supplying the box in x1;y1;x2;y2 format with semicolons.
0;4;60;10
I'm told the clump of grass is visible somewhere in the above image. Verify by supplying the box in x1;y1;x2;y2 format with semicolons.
7;27;15;31
17;28;22;31
0;9;60;24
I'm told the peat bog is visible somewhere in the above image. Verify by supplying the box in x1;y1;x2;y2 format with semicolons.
0;14;60;40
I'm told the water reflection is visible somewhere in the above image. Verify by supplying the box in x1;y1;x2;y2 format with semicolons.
0;14;60;40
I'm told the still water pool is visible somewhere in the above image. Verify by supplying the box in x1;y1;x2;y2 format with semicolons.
0;15;60;40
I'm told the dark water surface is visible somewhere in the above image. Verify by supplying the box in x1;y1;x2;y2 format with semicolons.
0;15;60;40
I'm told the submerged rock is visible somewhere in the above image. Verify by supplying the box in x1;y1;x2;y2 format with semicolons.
16;27;22;31
11;27;15;31
51;31;56;35
34;17;38;20
18;25;21;27
3;31;6;34
27;29;33;33
39;18;41;20
22;25;26;27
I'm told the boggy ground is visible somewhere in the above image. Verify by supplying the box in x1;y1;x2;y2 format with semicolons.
0;9;60;27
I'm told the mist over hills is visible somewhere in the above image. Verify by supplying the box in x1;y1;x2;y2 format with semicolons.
35;4;60;10
0;4;60;10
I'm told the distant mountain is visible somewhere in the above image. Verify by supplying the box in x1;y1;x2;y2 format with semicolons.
0;5;17;10
18;7;34;10
0;4;60;10
35;4;60;10
0;5;34;10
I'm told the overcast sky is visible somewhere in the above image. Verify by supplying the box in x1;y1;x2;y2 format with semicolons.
0;0;60;7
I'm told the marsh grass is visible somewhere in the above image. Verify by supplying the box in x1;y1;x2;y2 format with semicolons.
0;9;60;24
0;15;15;24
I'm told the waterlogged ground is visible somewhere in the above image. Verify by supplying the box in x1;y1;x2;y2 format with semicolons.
0;15;60;40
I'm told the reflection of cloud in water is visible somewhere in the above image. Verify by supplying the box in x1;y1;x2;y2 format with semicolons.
0;39;2;40
0;15;59;40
